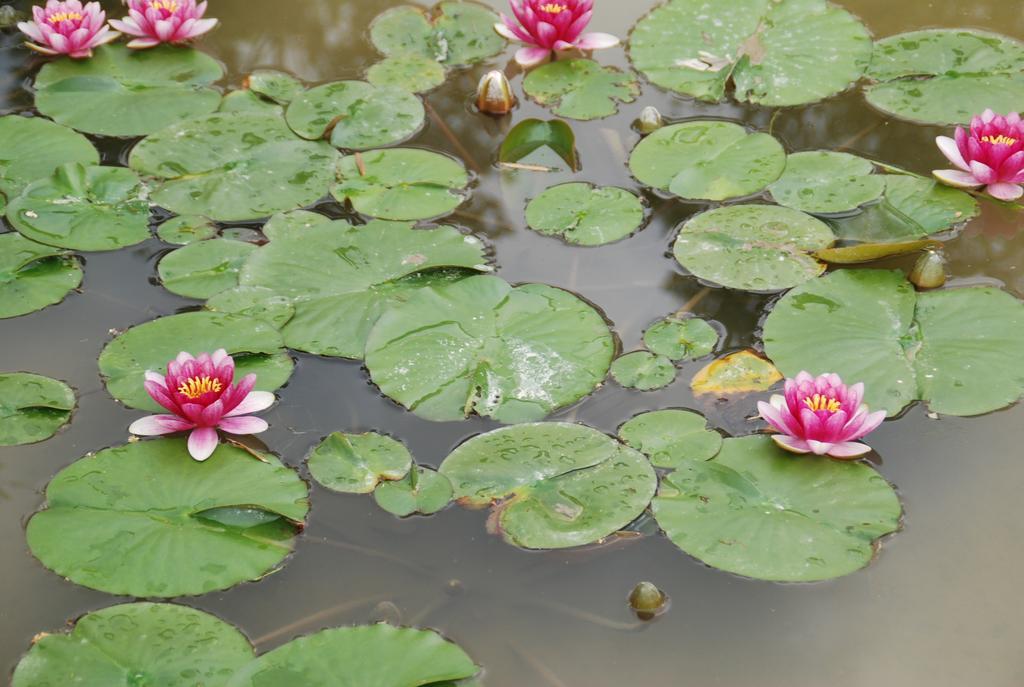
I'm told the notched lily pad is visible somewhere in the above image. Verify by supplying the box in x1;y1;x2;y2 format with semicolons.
308;432;413;494
769;151;885;214
629;121;785;201
691;350;782;396
525;183;645;246
0;372;75;446
0;115;98;207
523;59;639;121
653;435;901;581
643;316;718;361
157;238;257;299
365;275;615;423
0;233;82;319
673;204;834;291
26;438;309;597
374;466;453;517
370;1;505;68
12;603;256;687
439;423;657;549
610;351;677;391
8;163;150;252
618;409;722;468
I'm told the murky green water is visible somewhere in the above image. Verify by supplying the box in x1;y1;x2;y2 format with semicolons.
1;1;1023;684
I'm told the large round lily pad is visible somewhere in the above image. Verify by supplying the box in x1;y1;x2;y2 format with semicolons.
618;409;722;468
237;215;490;358
440;423;658;549
643;316;718;361
308;432;413;494
12;603;255;687
332;148;470;221
130;112;341;222
158;238;257;299
523;59;640;121
629;0;871;106
525;183;645;246
0;233;82;319
865;29;1024;125
0;115;97;208
610;351;676;391
0;372;75;446
98;311;294;411
227;624;479;687
286;80;424;150
629;121;786;201
653;435;901;581
369;1;505;68
763;268;1024;416
365;275;615;423
769;151;885;214
27;438;309;597
7;163;150;251
34;44;223;137
672;205;834;291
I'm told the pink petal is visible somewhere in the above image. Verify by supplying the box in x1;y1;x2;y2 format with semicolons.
825;442;873;459
534;20;558;47
200;399;225;426
772;435;812;454
986;182;1024;201
17;21;45;42
997;150;1024;180
932;169;983;188
129;414;194;436
225;390;275;417
574;32;619;50
849;409;886;440
218;415;269;435
515;46;551;67
806;439;835;455
970;160;998;185
185;16;217;38
936;135;970;171
188;427;219;461
127;37;162;48
981;108;996;124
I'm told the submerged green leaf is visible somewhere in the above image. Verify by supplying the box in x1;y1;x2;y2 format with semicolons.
0;233;82;319
525;183;644;246
618;409;722;468
0;372;75;446
308;432;413;494
523;59;639;120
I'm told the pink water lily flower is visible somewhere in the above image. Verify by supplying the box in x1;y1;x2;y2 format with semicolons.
128;349;273;462
757;371;886;460
495;0;619;68
109;0;218;49
933;109;1024;202
17;1;119;59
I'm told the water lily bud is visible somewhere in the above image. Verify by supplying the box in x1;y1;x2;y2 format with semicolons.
628;581;669;620
476;70;516;115
910;250;947;290
636;106;665;134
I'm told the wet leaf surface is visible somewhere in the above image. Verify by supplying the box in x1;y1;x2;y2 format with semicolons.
523;59;639;121
618;409;722;468
370;1;505;67
0;372;75;446
308;432;413;494
247;69;304;104
286;80;424;150
525;183;644;246
643;316;719;361
769;151;885;214
610;351;676;391
366;55;447;93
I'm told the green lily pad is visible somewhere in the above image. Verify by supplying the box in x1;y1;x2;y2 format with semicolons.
247;69;304;104
286;80;425;150
365;275;615;423
206;286;297;329
98;311;294;412
7;163;150;252
27;438;309;597
260;209;333;240
763;268;1024;416
0;115;98;207
157;215;218;245
691;350;782;396
332;149;470;221
522;59;639;121
440;423;658;549
525;183;645;246
157;239;257;299
618;409;722;468
829;175;979;242
308;432;413;494
653;435;901;581
366;55;447;94
130;112;342;222
0;372;75;446
629;121;786;201
219;89;284;114
370;1;505;68
498;119;579;171
237;215;490;358
643;316;718;361
610;352;677;391
227;624;479;687
0;233;82;319
629;0;871;106
672;205;834;291
12;603;256;687
374;466;453;517
769;151;885;214
34;44;223;137
865;29;1024;125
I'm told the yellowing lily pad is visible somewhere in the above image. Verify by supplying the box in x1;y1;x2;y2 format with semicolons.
691;350;782;396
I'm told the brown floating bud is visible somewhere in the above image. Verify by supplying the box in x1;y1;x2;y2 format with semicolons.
910;249;947;290
635;106;665;134
476;70;516;115
628;581;669;620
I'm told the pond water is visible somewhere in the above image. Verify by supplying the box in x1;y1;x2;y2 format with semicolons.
1;0;1023;684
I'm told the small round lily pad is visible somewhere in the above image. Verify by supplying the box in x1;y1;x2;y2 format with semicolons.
366;55;446;93
0;233;82;319
610;352;677;391
247;69;304;104
157;238;257;299
525;183;645;246
643;316;718;361
374;466;453;517
156;215;218;245
673;204;834;291
369;1;505;68
618;409;722;468
0;372;75;446
523;59;639;121
769;151;885;214
286;80;424;150
308;432;413;494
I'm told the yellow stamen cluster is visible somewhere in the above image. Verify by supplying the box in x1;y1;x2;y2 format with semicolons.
539;3;567;13
982;135;1018;146
803;394;841;413
177;375;223;400
149;0;180;11
48;11;83;23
